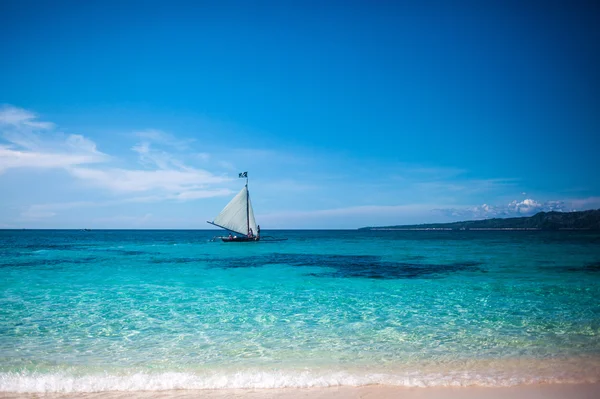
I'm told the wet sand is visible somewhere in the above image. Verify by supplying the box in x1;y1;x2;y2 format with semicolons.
2;383;599;399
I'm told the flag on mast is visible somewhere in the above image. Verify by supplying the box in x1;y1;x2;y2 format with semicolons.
239;172;248;178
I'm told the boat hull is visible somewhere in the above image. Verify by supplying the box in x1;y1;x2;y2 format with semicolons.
221;237;259;242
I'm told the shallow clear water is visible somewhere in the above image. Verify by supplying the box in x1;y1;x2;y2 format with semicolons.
1;229;599;391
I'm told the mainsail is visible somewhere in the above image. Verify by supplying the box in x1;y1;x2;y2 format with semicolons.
210;184;258;236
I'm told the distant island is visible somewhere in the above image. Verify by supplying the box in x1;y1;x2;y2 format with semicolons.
359;209;600;231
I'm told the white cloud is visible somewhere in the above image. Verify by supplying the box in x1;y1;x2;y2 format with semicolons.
508;198;543;214
109;136;234;195
435;198;568;219
18;188;234;221
258;204;443;228
131;140;188;170
1;105;233;201
131;141;150;156
0;106;109;173
2;130;45;150
67;167;230;193
65;134;101;154
134;129;194;150
196;152;210;162
0;105;55;129
0;146;106;173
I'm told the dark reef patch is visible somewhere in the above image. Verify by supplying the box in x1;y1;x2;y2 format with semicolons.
150;257;206;264
108;249;148;256
120;250;148;256
0;256;99;268
560;261;600;273
404;255;427;261
209;253;484;280
20;243;79;251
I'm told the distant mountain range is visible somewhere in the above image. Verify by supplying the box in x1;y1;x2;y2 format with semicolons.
359;209;600;231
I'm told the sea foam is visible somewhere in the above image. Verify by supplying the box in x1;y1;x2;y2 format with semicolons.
1;368;599;393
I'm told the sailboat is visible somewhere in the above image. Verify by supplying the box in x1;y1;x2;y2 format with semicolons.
207;172;260;242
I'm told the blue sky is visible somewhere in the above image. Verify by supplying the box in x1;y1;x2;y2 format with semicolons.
1;0;599;229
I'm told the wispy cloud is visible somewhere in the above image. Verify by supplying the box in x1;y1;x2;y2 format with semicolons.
18;187;235;220
0;105;55;129
259;196;600;228
414;178;519;194
134;129;194;150
0;146;106;173
131;141;187;170
1;105;234;201
0;106;109;173
258;204;445;228
263;204;437;218
4;105;597;229
68;167;230;193
196;152;211;162
124;129;239;197
435;198;573;220
568;196;600;209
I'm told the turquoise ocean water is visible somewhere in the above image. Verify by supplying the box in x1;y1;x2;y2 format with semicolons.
1;229;600;392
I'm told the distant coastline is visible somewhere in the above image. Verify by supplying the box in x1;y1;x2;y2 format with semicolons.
359;209;600;231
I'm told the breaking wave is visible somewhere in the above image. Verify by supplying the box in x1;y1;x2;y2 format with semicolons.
2;367;599;393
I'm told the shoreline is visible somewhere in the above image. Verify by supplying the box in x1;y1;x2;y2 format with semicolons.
2;383;600;399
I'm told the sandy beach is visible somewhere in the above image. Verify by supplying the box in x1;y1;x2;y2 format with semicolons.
1;384;599;399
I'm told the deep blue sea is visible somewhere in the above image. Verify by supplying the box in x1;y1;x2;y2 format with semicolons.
1;229;600;392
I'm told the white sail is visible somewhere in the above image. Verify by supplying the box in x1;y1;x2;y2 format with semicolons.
248;194;257;236
212;185;256;236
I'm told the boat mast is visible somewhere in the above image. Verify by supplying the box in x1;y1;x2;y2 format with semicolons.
246;174;249;236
